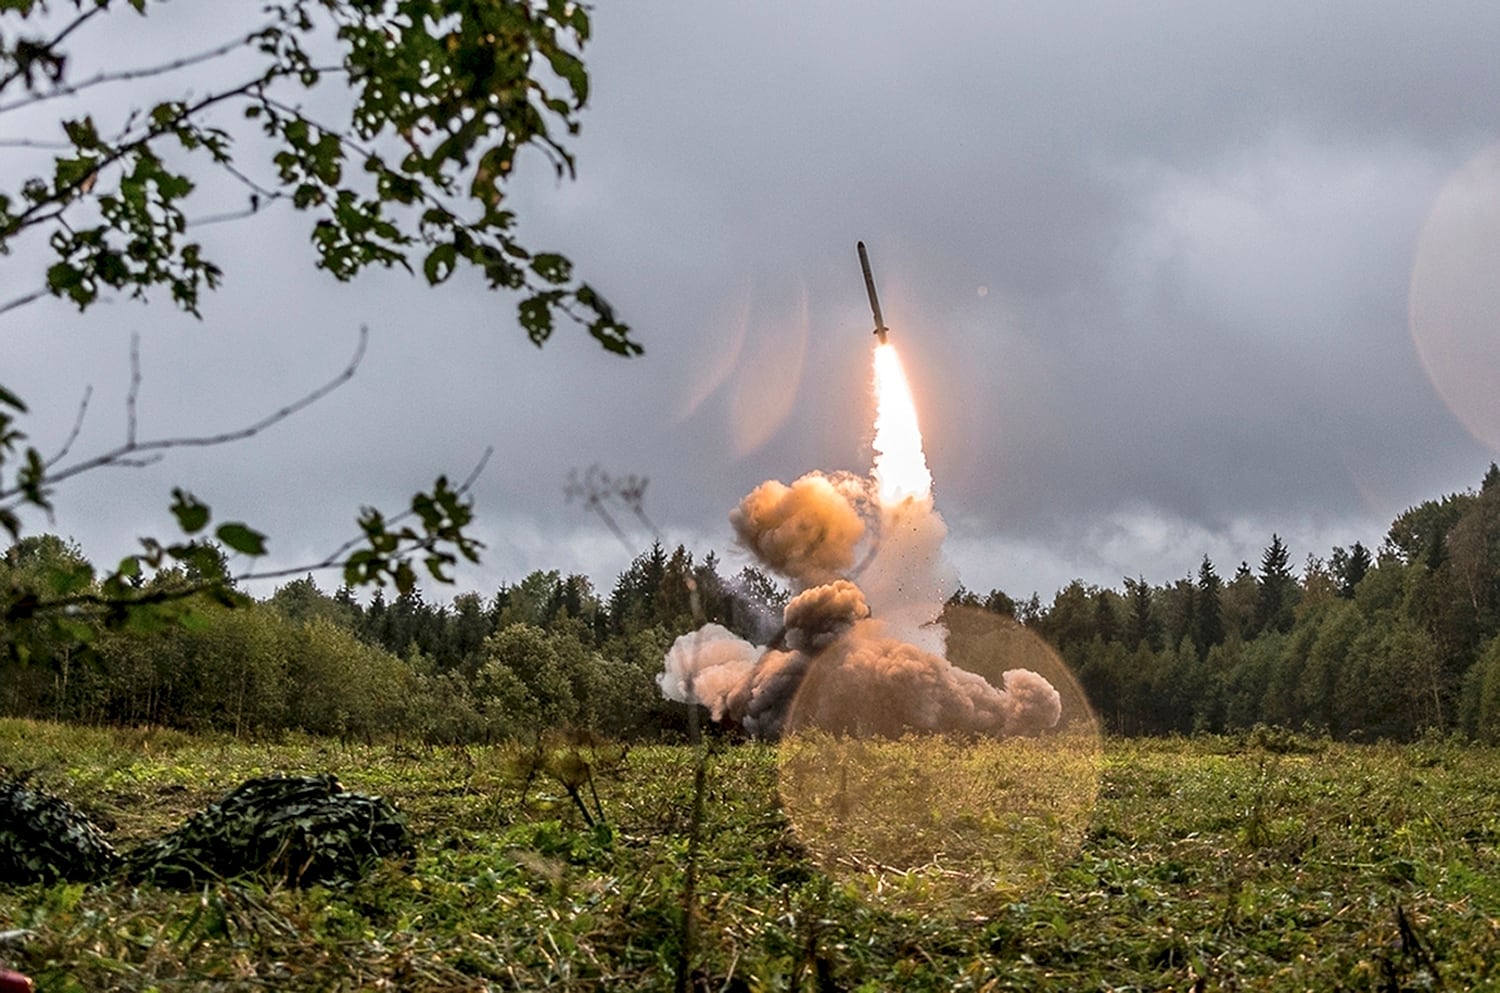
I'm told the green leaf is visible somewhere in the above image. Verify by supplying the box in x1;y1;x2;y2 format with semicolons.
530;252;572;284
46;262;88;306
53;155;98;190
0;383;26;412
62;116;100;150
170;489;211;534
545;49;589;104
423;243;457;285
216;523;267;556
471;146;511;207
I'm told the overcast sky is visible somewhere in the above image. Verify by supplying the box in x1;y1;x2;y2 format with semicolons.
7;1;1500;604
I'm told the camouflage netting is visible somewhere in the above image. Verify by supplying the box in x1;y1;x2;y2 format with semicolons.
124;774;411;888
0;776;121;885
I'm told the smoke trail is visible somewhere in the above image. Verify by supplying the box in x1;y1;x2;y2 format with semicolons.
861;495;959;655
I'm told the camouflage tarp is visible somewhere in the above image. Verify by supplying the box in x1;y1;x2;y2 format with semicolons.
124;773;410;888
0;777;120;885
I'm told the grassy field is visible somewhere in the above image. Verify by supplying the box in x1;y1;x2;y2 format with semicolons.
2;718;1499;991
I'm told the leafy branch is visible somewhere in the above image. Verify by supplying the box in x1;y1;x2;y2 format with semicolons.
0;0;641;354
0;1;643;654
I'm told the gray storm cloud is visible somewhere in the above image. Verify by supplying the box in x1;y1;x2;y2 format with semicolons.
659;469;1062;739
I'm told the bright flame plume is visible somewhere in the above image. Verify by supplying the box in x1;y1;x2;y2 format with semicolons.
871;342;932;506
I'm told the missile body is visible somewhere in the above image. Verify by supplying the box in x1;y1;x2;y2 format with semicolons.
857;241;889;344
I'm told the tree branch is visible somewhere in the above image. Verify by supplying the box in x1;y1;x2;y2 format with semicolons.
0;288;50;319
0;5;105;96
42;385;91;471
0;29;268;116
5;74;281;239
15;444;495;620
566;465;656;551
235;445;494;586
0;325;369;504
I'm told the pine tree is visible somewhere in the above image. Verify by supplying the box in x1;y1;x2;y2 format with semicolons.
1254;534;1298;635
1193;556;1225;658
1331;542;1372;599
983;588;1018;619
1123;576;1158;650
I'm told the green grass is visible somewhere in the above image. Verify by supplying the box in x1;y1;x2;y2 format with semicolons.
3;718;1500;990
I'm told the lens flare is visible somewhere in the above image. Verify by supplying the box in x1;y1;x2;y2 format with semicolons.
1409;141;1500;453
871;342;932;506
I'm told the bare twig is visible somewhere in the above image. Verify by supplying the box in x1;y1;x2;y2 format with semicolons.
0;287;51;319
566;465;655;551
42;385;91;471
564;463;709;992
187;157;288;227
0;327;369;509
0;29;266;115
0;137;73;149
125;333;142;447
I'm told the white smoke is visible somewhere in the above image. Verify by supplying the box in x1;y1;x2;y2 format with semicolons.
862;494;960;655
658;624;759;721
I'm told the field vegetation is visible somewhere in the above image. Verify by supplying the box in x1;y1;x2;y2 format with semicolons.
3;719;1499;991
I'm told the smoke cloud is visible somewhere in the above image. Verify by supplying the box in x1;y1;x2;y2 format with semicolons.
658;624;758;722
728;472;869;587
659;470;1063;739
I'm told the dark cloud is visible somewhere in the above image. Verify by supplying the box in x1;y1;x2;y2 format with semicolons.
9;0;1499;604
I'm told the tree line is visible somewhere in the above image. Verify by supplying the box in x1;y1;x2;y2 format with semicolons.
978;463;1500;741
0;540;783;743
7;465;1500;743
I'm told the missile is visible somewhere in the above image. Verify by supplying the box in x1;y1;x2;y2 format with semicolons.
857;241;889;344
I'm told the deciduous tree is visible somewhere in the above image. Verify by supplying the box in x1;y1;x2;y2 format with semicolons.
0;0;637;654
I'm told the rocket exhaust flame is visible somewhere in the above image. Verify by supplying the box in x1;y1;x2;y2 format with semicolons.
871;342;932;506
